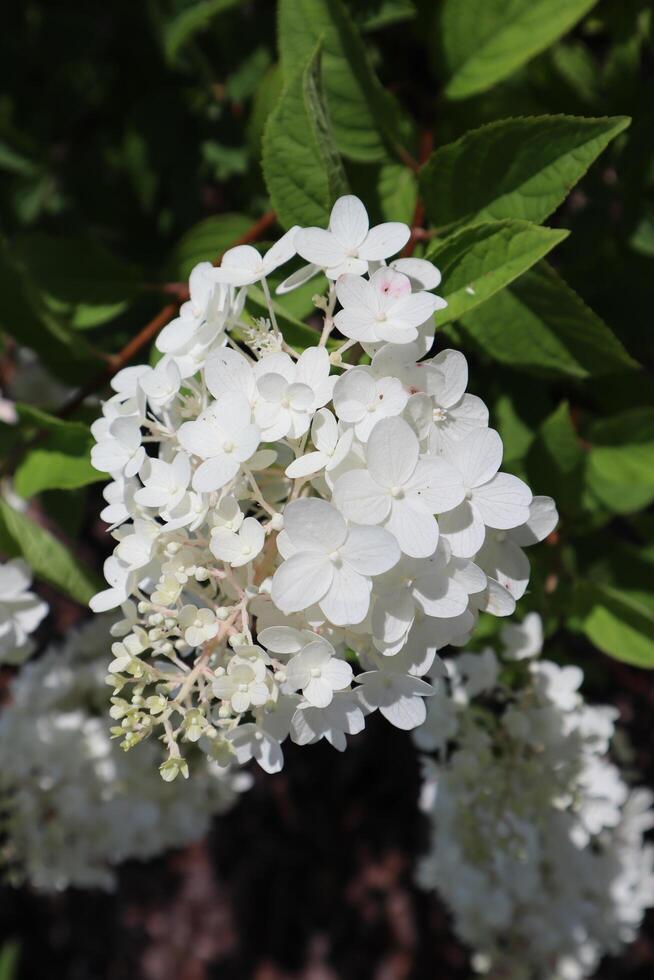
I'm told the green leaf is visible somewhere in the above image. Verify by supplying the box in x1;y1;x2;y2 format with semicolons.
13;405;101;498
426;220;569;326
439;0;598;100
0;237;100;383
278;0;410;162
263;41;348;229
458;262;637;378
574;581;654;668
247;63;284;154
0;942;20;980
420;115;630;230
355;0;416;31
167;214;253;280
526;401;585;515
14;232;141;329
586;409;654;515
162;0;241;65
0;500;100;604
377;162;418;223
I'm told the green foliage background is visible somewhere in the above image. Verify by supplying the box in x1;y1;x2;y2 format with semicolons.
1;0;653;668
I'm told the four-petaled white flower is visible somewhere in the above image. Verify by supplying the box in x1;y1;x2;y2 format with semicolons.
283;635;352;708
213;652;270;713
254;347;334;440
295;195;410;280
179;605;219;647
135;452;191;511
178;392;260;492
211;516;265;567
333;366;408;441
91;417;145;479
335;267;445;345
285;408;354;479
334;417;464;558
438;428;533;558
356;668;434;730
272;498;400;626
211;226;298;286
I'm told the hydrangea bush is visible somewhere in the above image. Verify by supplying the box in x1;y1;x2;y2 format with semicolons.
415;614;654;980
88;196;557;779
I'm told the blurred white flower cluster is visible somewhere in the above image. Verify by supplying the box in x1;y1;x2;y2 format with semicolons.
0;558;48;665
89;194;556;779
0;617;248;892
414;613;654;980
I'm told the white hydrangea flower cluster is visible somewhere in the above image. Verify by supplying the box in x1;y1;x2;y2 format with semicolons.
414;613;654;980
0;617;247;892
89;194;556;779
0;558;48;665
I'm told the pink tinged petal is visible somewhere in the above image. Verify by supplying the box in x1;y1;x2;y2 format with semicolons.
192;454;240;492
332;469;391;525
341;525;400;576
263;225;299;273
329;195;369;248
285;451;327;478
438;500;486;558
453;427;503;488
391;257;441;290
510;495;559;546
366;416;418;488
385;500;439;559
319;564;371;626
276;263;320;294
359;223;411;261
271;552;333;613
333;368;376;422
204;348;254;401
304;675;335;708
283;497;347;552
390;290;441;329
370;267;412;303
406;457;465;513
472;473;532;529
295;228;345;268
431;349;468;407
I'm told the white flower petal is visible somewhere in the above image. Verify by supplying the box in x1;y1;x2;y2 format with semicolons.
329;195;369;247
271;552;332;613
473;473;532;530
